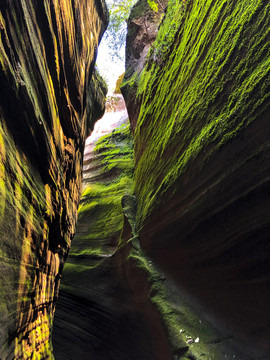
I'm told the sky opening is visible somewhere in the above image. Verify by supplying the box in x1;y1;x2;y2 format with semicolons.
96;27;126;94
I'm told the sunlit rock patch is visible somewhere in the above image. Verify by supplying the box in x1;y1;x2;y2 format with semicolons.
0;0;108;358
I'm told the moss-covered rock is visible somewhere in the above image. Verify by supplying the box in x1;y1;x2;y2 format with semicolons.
0;0;108;358
114;72;125;94
53;124;148;359
129;0;270;358
76;123;135;255
121;0;167;131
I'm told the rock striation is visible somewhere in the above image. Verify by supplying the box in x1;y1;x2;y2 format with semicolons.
1;0;269;358
53;119;168;360
53;103;245;360
124;0;270;358
53;108;177;360
121;0;167;131
0;0;107;358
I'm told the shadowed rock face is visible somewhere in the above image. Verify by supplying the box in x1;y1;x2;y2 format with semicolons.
53;107;247;360
53;121;174;360
124;0;270;358
0;0;107;358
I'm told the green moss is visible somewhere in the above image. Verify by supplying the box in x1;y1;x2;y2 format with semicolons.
81;176;133;199
129;247;238;359
134;0;270;228
62;123;134;271
114;72;125;93
121;70;139;92
93;124;135;178
129;0;152;19
129;249;188;352
0;118;53;360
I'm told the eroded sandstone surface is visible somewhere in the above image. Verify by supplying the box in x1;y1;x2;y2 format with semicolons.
53;100;174;360
1;0;270;359
121;0;167;131
0;1;107;358
124;0;270;358
53;101;252;360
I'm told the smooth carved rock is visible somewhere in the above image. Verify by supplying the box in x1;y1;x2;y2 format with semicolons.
121;194;137;235
53;123;175;360
122;194;141;250
0;0;107;358
126;0;270;358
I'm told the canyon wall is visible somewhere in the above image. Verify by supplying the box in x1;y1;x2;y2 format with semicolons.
53;120;177;360
1;0;269;358
123;0;270;358
0;1;107;358
121;0;167;131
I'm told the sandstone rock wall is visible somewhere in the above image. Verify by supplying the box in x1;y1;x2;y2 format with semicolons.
121;0;167;131
53;123;173;360
125;0;270;358
0;1;107;358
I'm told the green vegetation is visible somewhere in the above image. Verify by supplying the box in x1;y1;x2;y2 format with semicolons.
114;72;125;93
93;123;134;176
65;123;134;264
134;0;270;228
129;246;236;359
103;0;137;61
60;123;135;304
0;0;107;357
147;0;159;12
0;117;54;359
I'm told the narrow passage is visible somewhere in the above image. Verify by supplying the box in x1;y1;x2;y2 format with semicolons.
52;95;173;360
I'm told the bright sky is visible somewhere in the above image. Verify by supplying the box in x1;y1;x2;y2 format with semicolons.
96;35;126;94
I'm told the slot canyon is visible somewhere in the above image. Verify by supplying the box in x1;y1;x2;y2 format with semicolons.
0;0;269;359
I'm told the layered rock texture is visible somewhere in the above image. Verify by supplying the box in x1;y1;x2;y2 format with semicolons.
53;104;247;360
0;0;107;358
122;0;270;358
53;119;172;360
1;0;270;359
52;102;173;359
121;0;167;131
